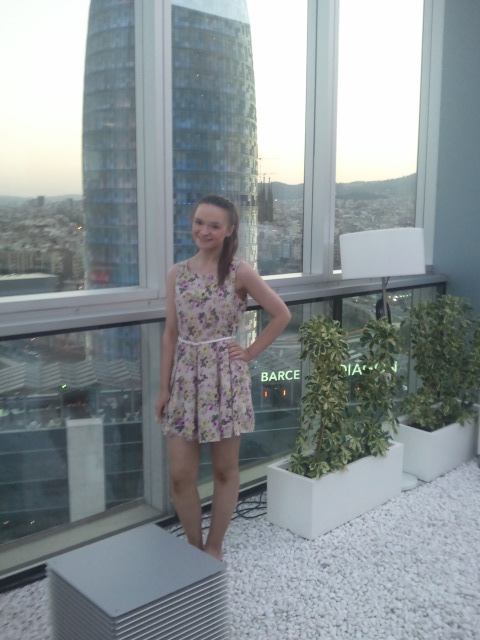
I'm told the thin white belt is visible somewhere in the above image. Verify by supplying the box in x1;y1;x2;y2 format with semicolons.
178;336;234;346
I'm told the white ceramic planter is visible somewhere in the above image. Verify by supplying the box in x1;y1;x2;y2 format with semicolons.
266;442;403;540
393;417;478;483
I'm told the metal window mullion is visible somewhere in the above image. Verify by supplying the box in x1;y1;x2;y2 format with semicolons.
136;0;173;514
304;0;339;277
137;0;174;297
415;0;445;267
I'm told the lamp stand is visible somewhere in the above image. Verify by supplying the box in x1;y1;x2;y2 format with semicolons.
382;277;388;320
375;277;391;322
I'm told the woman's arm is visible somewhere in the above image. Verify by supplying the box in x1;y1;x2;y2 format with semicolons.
229;260;291;362
155;264;179;420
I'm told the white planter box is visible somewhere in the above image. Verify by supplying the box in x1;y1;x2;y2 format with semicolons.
266;442;403;540
393;418;478;483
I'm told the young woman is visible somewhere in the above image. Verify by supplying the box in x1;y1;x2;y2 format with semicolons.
155;194;291;560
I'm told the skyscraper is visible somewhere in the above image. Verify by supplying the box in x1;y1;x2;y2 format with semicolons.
82;0;138;362
83;0;138;291
83;0;258;287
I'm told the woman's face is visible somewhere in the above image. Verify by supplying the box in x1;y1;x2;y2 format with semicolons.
192;203;233;251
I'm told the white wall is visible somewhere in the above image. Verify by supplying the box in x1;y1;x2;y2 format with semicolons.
434;0;480;312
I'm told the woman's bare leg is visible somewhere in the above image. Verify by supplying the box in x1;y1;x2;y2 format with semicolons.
204;436;241;560
167;435;203;550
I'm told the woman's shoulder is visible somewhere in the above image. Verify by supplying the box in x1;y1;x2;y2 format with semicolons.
233;260;263;297
233;259;256;278
169;260;188;275
166;261;187;285
231;258;249;272
229;258;246;280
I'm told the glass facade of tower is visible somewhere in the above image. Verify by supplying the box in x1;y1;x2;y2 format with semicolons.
83;0;138;289
83;0;258;278
82;0;139;363
172;0;258;265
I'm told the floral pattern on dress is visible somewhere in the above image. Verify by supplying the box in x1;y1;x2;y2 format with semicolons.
162;259;254;443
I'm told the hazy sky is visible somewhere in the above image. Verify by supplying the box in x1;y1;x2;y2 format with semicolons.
0;0;422;197
0;1;90;197
247;0;307;186
336;0;423;184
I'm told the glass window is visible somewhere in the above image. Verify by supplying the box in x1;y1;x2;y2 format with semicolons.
342;290;413;403
0;1;445;578
235;305;302;469
334;0;424;269
340;285;441;405
0;286;445;547
171;0;308;275
0;0;139;295
0;325;144;544
0;309;303;545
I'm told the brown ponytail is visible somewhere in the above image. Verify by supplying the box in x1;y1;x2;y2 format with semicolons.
193;195;239;287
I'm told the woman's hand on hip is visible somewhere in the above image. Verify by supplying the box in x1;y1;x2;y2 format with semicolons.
227;341;252;362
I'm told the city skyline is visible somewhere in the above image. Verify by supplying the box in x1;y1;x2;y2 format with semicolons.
0;0;422;197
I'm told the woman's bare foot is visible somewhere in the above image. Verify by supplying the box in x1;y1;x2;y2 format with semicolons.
204;544;223;561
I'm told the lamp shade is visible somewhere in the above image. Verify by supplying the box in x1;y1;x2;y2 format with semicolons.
339;228;426;279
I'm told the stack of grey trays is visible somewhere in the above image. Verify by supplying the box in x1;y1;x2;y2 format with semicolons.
47;523;229;639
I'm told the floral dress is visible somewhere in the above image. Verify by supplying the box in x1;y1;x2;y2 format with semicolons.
162;259;254;443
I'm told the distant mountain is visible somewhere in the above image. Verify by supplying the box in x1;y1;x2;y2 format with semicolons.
1;175;415;208
336;174;416;200
270;174;416;201
269;183;304;200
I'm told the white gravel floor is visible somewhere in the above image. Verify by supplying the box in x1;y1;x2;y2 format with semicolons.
1;459;479;640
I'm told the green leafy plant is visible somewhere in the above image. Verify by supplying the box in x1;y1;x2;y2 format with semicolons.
352;317;403;457
289;315;401;478
401;294;480;430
